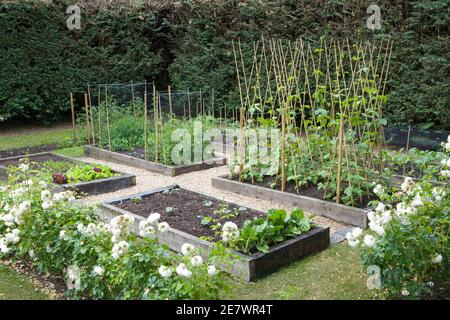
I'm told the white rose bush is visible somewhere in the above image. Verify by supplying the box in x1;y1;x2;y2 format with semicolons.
0;166;228;300
348;136;450;299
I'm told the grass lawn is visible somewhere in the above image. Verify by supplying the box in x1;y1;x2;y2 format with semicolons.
53;146;85;158
0;126;78;151
0;124;85;158
226;242;374;300
0;264;49;300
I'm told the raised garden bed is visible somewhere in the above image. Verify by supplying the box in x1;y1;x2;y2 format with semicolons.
0;152;136;196
211;175;368;228
84;145;227;176
0;144;59;159
99;185;330;281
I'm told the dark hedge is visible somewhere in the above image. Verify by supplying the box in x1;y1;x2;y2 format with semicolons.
0;0;449;128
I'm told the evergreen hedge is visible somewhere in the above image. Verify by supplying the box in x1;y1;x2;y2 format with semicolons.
0;0;449;128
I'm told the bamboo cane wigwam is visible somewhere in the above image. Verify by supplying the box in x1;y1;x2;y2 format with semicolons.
228;36;394;208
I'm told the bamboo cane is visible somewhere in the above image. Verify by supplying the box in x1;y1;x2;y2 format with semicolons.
187;89;192;118
153;82;158;162
131;80;136;116
211;89;215;117
70;92;77;141
84;93;91;145
105;86;112;151
168;85;173;117
144;81;148;160
336;115;344;204
87;84;95;147
97;85;102;148
281;107;286;192
239;107;245;181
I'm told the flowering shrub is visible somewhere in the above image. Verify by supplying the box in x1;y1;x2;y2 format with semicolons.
347;137;450;299
0;166;228;300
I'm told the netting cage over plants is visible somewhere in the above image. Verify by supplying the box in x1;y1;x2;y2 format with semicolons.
76;81;226;166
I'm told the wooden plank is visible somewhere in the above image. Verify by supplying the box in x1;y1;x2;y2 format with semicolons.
212;175;368;228
84;145;227;177
0;152;136;196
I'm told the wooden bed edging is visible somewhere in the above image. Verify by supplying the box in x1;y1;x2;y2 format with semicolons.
100;185;330;282
211;175;368;228
0;152;136;196
84;145;227;177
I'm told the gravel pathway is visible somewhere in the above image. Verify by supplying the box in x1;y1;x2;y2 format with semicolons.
80;157;349;242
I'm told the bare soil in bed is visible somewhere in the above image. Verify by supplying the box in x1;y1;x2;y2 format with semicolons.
231;175;375;209
115;188;265;240
113;147;224;167
0;144;59;159
118;147;147;160
0;153;76;168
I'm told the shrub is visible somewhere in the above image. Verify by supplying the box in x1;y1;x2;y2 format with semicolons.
0;161;229;299
1;1;449;128
347;137;450;299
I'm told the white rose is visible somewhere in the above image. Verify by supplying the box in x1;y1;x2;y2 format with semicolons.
364;235;376;248
42;201;53;210
368;221;385;236
41;190;52;202
373;184;384;196
181;243;195;256
375;202;385;212
190;255;203;267
207;265;217;276
351;227;363;239
59;230;68;240
18;163;29;172
432;254;442;264
440;170;450;178
176;263;192;278
348;238;360;247
411;195;423;207
147;213;161;225
158;266;173;278
92;266;105;277
157;222;169;233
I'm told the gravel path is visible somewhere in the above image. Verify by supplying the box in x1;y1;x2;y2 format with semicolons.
80;157;349;242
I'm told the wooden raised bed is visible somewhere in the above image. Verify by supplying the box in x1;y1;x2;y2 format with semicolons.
211;175;368;228
84;145;227;177
0;152;136;196
100;186;330;281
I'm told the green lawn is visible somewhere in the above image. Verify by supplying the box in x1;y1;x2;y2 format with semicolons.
53;146;85;158
0;126;78;151
226;242;374;300
0;243;370;300
0;264;49;300
0;125;85;158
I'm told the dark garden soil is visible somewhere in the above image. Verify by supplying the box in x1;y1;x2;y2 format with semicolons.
118;147;146;160
0;144;59;159
422;281;450;300
112;146;224;167
115;188;265;240
390;163;422;178
0;153;75;168
231;175;375;209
